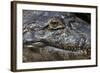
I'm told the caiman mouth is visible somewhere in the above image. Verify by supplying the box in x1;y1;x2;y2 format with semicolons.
24;40;91;51
23;41;91;61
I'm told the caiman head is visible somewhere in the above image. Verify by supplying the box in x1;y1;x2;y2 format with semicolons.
23;16;91;51
39;16;91;51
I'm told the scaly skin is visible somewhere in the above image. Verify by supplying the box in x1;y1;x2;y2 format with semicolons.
24;16;90;51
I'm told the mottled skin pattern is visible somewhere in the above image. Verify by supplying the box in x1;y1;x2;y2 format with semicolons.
24;16;90;51
23;12;91;62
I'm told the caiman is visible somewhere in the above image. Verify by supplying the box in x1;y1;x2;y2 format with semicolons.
23;16;91;51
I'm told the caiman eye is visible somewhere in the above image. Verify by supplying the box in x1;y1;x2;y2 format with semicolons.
51;22;58;25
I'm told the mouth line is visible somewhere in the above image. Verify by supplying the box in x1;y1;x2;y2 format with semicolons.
23;41;90;51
